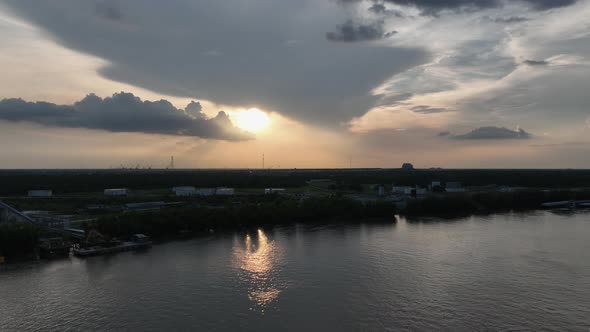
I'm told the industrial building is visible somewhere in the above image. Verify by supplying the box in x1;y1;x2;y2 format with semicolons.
172;186;197;196
392;186;412;194
104;188;129;196
216;188;235;196
28;190;53;198
197;188;216;196
446;182;466;193
173;187;216;196
401;163;414;170
172;187;231;196
125;202;167;211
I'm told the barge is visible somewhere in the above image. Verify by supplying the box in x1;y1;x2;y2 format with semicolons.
38;237;72;259
73;234;152;257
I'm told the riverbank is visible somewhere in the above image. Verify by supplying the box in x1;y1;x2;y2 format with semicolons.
3;189;590;263
89;189;590;239
92;197;397;239
0;224;39;263
401;189;590;218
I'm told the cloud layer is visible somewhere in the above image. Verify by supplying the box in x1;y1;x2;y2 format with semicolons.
453;127;532;140
326;20;396;42
1;0;427;127
349;0;590;140
1;0;589;169
348;0;577;13
0;92;251;140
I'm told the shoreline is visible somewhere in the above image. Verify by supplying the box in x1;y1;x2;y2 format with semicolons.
2;207;586;266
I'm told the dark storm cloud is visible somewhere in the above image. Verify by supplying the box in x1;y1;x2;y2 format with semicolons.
368;3;406;17
392;0;577;11
94;1;122;21
2;0;427;127
369;3;387;13
410;105;448;114
453;126;532;140
342;0;577;13
523;0;578;10
492;16;529;24
0;92;251;141
523;59;549;66
326;20;396;42
437;131;451;137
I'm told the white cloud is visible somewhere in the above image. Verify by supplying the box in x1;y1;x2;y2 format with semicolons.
352;0;590;138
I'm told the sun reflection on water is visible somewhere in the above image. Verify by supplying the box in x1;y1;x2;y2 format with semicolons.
233;229;285;312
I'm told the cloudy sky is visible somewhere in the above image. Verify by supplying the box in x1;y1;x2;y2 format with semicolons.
1;0;589;168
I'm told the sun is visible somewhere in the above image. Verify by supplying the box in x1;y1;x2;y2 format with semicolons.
234;109;271;133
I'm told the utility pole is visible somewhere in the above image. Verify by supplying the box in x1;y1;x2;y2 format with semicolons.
262;153;265;169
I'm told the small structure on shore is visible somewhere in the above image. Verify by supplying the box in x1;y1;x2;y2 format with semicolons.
28;190;52;198
104;188;128;196
38;237;71;258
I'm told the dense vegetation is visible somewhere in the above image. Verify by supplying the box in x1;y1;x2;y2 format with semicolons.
402;190;590;217
92;197;397;239
3;168;590;195
0;224;39;260
4;168;590;260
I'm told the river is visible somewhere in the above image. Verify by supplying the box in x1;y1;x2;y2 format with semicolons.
1;211;590;331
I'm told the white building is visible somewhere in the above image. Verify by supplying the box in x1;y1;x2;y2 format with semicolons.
216;188;235;196
445;182;466;193
196;188;216;196
265;188;286;195
104;188;128;196
28;190;52;198
172;186;197;196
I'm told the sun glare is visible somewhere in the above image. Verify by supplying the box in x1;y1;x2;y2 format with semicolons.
234;109;270;133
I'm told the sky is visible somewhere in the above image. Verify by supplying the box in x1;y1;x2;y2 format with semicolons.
0;0;589;169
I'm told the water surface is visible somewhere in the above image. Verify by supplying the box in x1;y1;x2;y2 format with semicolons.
1;211;590;331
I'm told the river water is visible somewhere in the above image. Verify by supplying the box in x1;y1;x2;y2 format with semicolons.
1;211;590;331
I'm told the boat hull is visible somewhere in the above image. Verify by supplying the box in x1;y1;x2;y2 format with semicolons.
73;241;152;257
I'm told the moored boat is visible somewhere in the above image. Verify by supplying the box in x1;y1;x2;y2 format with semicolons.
73;234;152;257
38;237;71;259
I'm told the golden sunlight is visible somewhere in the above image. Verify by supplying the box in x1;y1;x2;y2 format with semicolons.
233;109;270;133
